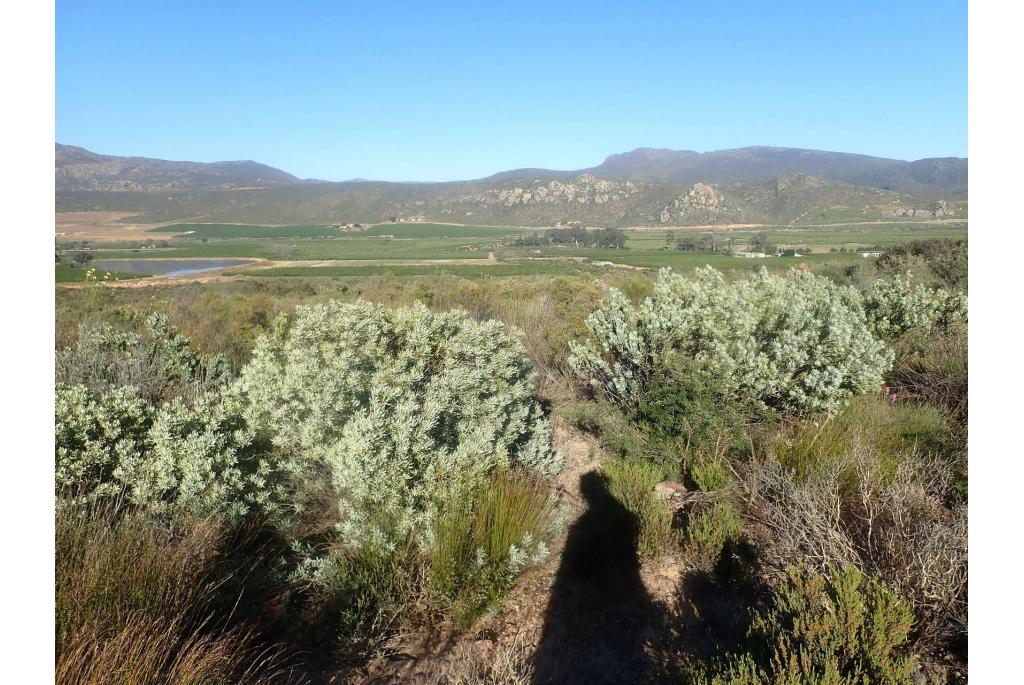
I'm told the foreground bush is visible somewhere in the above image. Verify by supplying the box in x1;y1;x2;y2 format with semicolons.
632;354;769;456
748;444;967;648
430;469;557;625
298;537;420;666
570;267;891;415
685;500;745;571
697;566;916;685
865;273;967;341
602;458;677;559
56;504;301;685
233;300;561;548
55;384;279;517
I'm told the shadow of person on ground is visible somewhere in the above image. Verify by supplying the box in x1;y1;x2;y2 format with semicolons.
531;470;662;685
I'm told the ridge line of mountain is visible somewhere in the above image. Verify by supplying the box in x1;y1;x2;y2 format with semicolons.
55;143;968;227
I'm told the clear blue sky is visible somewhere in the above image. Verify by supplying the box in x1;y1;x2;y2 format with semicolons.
57;1;966;182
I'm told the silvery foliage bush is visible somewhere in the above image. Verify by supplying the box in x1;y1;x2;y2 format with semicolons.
56;384;153;503
56;383;278;517
865;273;968;340
569;267;892;414
231;300;561;548
57;313;230;404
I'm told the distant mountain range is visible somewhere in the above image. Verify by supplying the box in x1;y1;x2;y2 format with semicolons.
585;147;967;194
56;144;301;191
56;144;967;227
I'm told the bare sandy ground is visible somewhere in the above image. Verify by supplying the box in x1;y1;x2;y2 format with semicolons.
55;212;193;242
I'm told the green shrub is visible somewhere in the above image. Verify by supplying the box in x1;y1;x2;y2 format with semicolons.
689;453;733;493
306;538;419;661
697;566;916;685
685;500;745;570
632;354;766;454
233;300;561;549
570;267;892;415
430;469;556;626
761;395;953;485
602;458;677;559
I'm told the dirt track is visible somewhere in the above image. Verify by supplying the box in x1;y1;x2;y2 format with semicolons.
55;212;200;242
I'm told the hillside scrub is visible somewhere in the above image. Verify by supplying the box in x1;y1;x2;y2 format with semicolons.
876;238;967;290
569;267;892;415
561;264;967;673
54;262;967;680
55;298;565;677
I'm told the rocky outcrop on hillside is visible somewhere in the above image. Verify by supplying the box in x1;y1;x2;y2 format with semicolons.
460;175;643;208
658;183;730;223
883;199;962;219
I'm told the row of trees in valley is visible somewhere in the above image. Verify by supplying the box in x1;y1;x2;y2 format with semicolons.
516;226;628;248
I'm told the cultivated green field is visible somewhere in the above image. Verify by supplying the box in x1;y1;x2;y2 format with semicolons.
241;262;598;279
148;222;537;240
358;223;536;238
623;223;968;252
88;237;495;261
510;247;865;270
150;223;345;239
57;221;967;283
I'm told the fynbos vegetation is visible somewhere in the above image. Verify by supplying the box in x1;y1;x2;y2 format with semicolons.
55;236;967;683
569;267;892;413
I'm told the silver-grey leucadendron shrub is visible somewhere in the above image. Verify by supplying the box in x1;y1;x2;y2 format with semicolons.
569;267;893;414
231;300;561;547
865;273;967;340
57;313;230;404
55;383;278;517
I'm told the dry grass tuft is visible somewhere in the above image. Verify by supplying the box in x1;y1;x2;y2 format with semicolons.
56;503;305;685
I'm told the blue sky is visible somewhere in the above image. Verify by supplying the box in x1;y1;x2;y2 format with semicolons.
57;1;966;182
